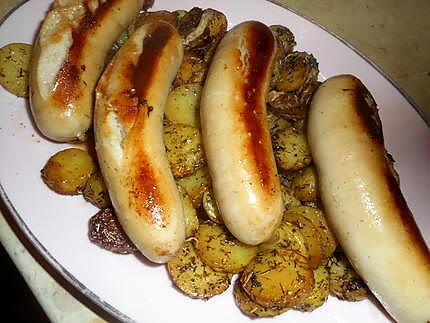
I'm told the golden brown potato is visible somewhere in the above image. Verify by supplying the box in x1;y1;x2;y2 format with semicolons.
202;189;223;224
195;222;258;273
266;110;291;135
283;210;324;269
0;43;32;97
163;123;206;178
329;251;369;301
258;221;307;257
240;248;314;308
165;83;202;127
291;166;318;202
272;127;312;172
42;148;96;195
167;241;231;299
270;25;296;62
234;281;289;318
178;185;199;238
83;170;110;209
176;166;211;208
280;184;302;210
295;265;330;312
288;206;337;261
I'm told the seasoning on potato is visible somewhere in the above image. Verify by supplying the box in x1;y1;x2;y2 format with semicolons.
195;222;258;273
41;148;96;195
240;248;314;308
167;241;231;299
0;42;32;97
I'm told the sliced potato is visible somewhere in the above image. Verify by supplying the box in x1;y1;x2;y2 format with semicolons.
164;123;206;178
291;166;318;202
259;221;307;257
272;127;312;172
295;265;329;312
178;185;199;238
42;148;96;195
195;222;258;273
280;184;301;210
329;251;369;301
176;166;211;208
240;248;314;308
283;210;324;269
234;281;289;318
167;241;231;299
288;206;337;261
267;110;291;135
83;170;110;209
202;189;223;224
0;43;32;97
165;83;202;127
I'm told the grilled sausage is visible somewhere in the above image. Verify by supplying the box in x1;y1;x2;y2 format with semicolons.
200;21;283;245
94;21;185;263
308;74;430;323
30;0;144;142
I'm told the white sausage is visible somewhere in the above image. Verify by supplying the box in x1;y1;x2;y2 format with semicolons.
30;0;145;142
308;74;430;323
200;21;283;245
94;21;185;263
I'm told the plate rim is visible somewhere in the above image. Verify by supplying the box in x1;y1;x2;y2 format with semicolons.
0;1;427;322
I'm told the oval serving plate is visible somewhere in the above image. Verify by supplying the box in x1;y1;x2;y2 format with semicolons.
0;0;429;322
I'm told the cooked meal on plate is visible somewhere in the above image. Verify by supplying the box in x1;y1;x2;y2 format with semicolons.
0;0;428;322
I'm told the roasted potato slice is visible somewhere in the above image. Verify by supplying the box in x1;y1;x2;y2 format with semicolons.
283;210;324;269
0;43;32;97
195;222;258;273
167;241;231;299
288;206;337;261
295;265;330;312
202;189;223;224
234;281;289;318
280;184;302;210
164;123;206;178
270;25;296;62
83;170;110;209
259;221;307;257
272;126;312;172
174;51;208;87
291;166;318;202
240;248;314;308
176;166;211;208
267;110;291;135
329;251;369;301
178;185;199;238
165;83;202;127
42;148;96;195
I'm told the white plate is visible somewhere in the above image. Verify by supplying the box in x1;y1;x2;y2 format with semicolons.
0;1;429;322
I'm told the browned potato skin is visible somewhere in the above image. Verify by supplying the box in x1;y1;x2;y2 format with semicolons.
167;241;231;299
240;249;314;308
83;170;110;209
0;43;32;97
329;251;369;302
234;281;289;318
42;148;96;195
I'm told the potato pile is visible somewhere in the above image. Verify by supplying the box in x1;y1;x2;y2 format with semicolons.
0;7;369;319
